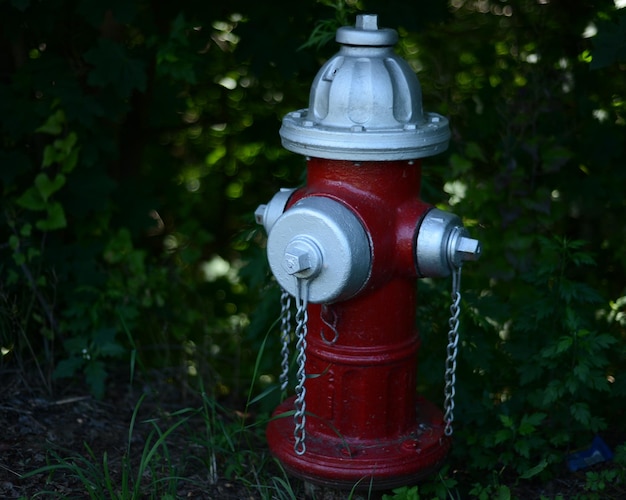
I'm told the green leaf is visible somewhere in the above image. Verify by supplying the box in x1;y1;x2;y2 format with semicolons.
519;362;543;385
85;360;107;399
499;414;515;429
494;429;512;445
53;132;78;156
54;356;84;379
35;173;66;202
12;251;25;266
36;202;67;231
542;380;564;405
36;109;65;135
42;133;80;171
520;459;548;479
16;187;45;211
94;328;126;358
450;153;473;176
84;38;146;96
570;402;591;426
495;485;511;500
556;335;573;354
519;413;546;435
514;439;531;458
27;247;40;261
9;235;19;250
61;147;80;173
42;144;61;168
541;145;572;172
465;141;486;162
593;333;618;349
573;362;591;382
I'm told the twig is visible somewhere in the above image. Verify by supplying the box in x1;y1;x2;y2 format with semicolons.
0;462;21;477
51;395;91;406
0;404;32;414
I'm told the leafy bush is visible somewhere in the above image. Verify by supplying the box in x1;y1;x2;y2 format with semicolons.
0;0;304;397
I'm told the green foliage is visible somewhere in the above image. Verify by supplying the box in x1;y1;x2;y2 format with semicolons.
383;485;421;500
84;38;147;95
407;0;626;493
468;482;511;500
0;0;301;398
298;0;362;51
379;466;460;499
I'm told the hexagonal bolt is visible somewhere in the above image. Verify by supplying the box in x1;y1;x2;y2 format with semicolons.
456;236;481;262
281;237;322;278
283;248;311;274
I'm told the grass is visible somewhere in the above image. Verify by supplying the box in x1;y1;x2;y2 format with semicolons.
15;317;305;499
21;394;196;499
13;379;626;500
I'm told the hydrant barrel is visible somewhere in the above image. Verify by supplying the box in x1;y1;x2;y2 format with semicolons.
259;13;480;491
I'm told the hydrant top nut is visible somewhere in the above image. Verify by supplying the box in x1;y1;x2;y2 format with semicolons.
336;13;398;47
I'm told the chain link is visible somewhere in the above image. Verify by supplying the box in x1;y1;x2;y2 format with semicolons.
293;277;310;455
279;289;292;392
443;265;462;437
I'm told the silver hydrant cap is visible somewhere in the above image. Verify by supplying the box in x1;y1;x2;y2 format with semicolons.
280;14;450;161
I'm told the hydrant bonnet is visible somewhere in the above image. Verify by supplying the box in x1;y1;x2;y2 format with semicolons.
280;14;450;161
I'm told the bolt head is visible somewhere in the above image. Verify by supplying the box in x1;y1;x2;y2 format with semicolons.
283;248;311;274
456;236;481;261
281;237;323;278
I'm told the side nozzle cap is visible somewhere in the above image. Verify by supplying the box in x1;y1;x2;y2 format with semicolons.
267;196;371;303
415;208;481;278
255;188;296;233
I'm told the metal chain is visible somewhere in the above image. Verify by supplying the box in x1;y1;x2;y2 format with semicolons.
279;289;292;392
443;264;462;437
293;277;310;455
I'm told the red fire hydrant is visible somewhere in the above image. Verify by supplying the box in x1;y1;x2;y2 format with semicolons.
255;14;480;490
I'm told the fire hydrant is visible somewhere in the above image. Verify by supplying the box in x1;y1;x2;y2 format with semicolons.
255;14;480;490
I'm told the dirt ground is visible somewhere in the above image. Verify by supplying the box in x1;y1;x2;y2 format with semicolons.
1;368;624;499
0;367;264;499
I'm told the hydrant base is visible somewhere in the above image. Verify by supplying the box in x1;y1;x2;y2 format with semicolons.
266;395;450;491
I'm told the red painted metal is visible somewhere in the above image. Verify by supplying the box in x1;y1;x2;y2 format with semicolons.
265;157;450;490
